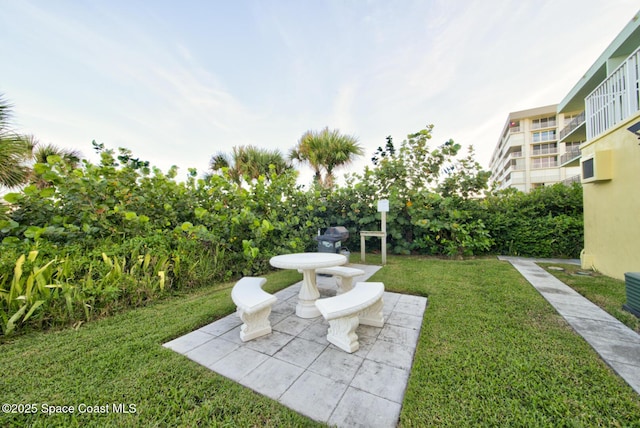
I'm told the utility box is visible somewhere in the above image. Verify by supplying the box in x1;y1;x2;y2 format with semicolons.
623;272;640;318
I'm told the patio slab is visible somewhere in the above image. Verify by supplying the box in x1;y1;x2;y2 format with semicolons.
164;264;428;427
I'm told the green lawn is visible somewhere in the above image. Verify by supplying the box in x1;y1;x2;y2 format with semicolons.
1;256;639;427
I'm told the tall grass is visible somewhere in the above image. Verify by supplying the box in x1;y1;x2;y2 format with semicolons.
0;251;171;335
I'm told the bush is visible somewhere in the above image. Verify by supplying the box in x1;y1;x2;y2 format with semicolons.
0;139;584;334
482;183;583;258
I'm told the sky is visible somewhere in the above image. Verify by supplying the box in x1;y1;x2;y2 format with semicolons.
2;0;639;186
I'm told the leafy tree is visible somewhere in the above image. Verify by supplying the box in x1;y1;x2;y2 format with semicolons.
437;145;492;198
331;124;492;257
289;127;363;188
369;124;462;195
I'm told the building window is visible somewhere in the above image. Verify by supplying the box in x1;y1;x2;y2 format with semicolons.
532;156;557;169
582;157;595;179
532;130;556;142
532;116;557;129
532;142;557;155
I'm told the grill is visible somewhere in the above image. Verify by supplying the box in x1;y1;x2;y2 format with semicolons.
315;226;350;254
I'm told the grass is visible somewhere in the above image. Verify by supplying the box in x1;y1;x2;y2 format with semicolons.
1;256;639;427
539;262;640;334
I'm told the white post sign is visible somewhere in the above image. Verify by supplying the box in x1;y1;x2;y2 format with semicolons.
360;200;389;264
378;200;388;264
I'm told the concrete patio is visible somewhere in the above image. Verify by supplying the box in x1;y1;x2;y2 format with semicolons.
164;264;428;427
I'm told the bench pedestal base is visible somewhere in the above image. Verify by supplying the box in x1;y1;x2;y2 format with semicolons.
359;298;384;327
327;315;360;353
238;307;273;342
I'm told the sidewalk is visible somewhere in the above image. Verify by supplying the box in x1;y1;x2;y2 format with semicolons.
500;256;640;395
164;264;428;428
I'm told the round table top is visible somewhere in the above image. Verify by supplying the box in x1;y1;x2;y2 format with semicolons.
269;252;347;270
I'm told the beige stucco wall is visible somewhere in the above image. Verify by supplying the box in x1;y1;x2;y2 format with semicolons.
580;112;640;279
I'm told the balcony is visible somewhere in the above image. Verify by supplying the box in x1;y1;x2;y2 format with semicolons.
531;120;557;130
532;132;557;143
532;147;558;156
559;111;586;141
562;175;581;185
560;148;581;167
531;170;561;182
586;47;640;140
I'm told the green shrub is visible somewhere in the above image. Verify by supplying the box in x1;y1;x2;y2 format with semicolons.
0;138;584;334
482;183;583;258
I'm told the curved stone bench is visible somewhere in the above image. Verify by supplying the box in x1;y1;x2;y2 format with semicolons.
315;266;365;295
315;282;385;353
231;277;277;342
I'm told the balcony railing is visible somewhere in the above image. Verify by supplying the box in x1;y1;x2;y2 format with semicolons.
562;175;581;185
531;171;561;181
531;120;557;130
560;148;581;165
532;133;557;143
559;111;586;140
532;147;558;156
531;161;558;170
586;47;640;140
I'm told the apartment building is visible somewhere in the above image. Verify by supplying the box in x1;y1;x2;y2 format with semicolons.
557;10;640;280
489;104;581;192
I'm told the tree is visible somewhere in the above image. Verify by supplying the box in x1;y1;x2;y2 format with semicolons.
208;145;291;184
0;94;32;188
369;124;462;195
353;124;492;257
31;139;81;167
28;137;83;189
289;127;363;188
436;145;491;198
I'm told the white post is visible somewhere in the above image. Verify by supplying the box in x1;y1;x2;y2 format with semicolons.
378;200;389;265
381;210;387;265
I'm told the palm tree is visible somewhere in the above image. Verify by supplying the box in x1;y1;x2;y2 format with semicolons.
289;130;324;184
289;127;363;187
0;94;32;188
32;140;81;167
28;137;83;188
209;145;291;184
1;95;84;190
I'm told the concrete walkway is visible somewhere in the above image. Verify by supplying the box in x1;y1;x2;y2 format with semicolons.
500;256;640;395
164;264;427;428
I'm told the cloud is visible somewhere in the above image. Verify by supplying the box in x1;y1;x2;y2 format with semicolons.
3;0;639;185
